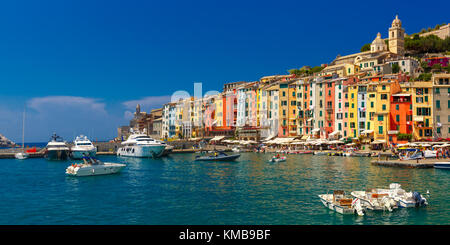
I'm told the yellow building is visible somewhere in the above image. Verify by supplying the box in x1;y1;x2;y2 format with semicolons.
320;64;360;77
288;81;298;137
214;94;223;127
374;81;391;142
278;81;289;137
347;85;358;138
256;84;262;127
366;83;377;138
408;81;433;140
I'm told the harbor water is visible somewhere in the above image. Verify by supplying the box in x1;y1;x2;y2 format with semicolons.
0;152;449;225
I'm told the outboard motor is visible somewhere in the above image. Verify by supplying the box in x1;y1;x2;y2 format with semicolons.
352;198;365;216
412;192;426;207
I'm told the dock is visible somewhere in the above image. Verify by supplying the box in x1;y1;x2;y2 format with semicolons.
0;152;44;159
371;158;442;168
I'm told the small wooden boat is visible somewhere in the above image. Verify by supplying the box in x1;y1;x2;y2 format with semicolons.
318;190;364;216
195;151;241;161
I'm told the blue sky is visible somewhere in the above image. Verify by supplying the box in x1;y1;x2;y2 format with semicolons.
0;0;448;142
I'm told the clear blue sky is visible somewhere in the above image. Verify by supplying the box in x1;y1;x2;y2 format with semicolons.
0;0;448;142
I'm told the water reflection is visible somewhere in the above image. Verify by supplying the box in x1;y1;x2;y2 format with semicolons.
0;153;448;224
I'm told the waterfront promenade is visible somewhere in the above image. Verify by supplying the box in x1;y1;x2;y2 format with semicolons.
1;143;448;169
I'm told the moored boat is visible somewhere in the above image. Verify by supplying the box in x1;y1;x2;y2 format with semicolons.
370;183;428;208
350;190;398;211
15;110;29;160
424;150;437;158
313;151;330;156
70;135;96;159
45;133;70;160
232;147;241;153
398;149;423;161
318;190;364;216
117;132;166;158
434;162;450;169
15;152;29;160
195;151;241;161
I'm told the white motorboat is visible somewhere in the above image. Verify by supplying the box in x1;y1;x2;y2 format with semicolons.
232;147;241;153
117;133;166;158
15;110;29;160
343;148;355;157
71;135;97;159
370;183;428;208
313;151;330;155
398;149;423;161
15;152;29;160
318;190;364;216
269;156;287;162
434;162;450;169
66;157;126;177
45;133;70;160
423;150;437;158
350;190;398;211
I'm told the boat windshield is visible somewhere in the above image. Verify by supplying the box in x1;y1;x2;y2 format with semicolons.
82;156;101;165
135;136;151;139
76;143;92;146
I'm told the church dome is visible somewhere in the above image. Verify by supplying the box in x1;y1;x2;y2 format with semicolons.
370;32;387;52
392;15;402;27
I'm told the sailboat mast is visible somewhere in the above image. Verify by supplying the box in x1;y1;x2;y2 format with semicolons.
22;109;25;150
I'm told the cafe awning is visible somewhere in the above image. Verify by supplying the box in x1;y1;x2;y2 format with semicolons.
210;136;226;142
361;130;374;134
370;140;386;144
328;131;340;136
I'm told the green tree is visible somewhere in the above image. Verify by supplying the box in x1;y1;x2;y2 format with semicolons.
417;73;432;81
360;43;371;52
288;68;302;76
392;63;400;73
310;66;324;73
431;63;443;72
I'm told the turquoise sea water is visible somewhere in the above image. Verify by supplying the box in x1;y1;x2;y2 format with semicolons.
0;153;448;225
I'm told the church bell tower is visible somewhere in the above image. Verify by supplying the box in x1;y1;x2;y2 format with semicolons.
388;15;405;56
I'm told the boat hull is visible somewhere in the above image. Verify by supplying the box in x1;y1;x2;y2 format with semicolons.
66;163;126;177
318;194;355;215
46;150;69;160
117;145;166;158
270;157;286;162
350;191;397;211
195;154;241;161
434;162;450;169
71;149;97;159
